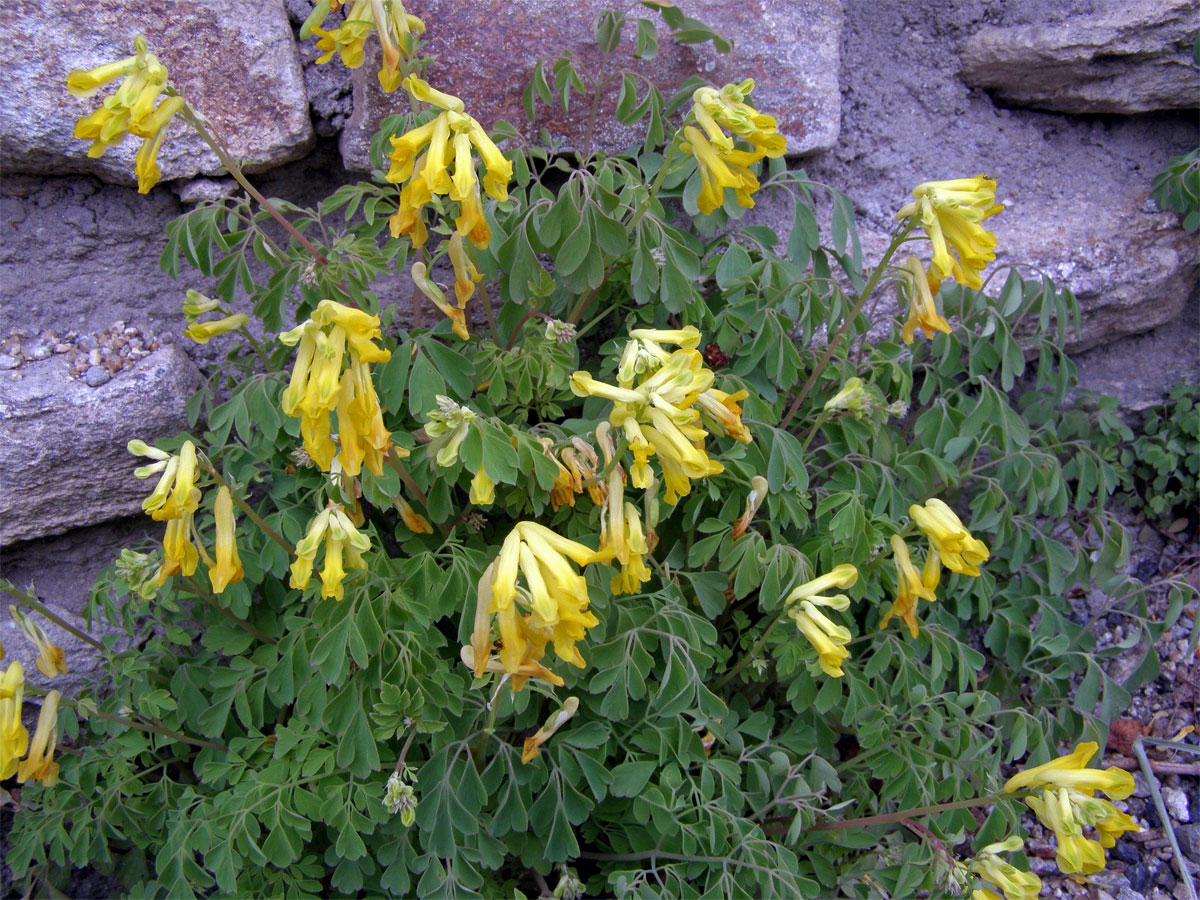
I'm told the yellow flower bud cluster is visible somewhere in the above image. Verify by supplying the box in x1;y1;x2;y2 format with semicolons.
783;565;859;677
304;0;426;93
466;523;602;691
280;299;392;477
1003;742;1140;875
570;326;747;508
1;662;60;787
683;80;787;215
896;175;1003;292
181;291;249;345
967;837;1041;900
593;423;652;596
541;436;605;512
66;36;184;193
128;440;243;593
385;76;513;250
289;503;372;602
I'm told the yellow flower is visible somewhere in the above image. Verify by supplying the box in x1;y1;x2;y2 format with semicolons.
910;498;990;576
682;126;749;215
1003;741;1134;799
423;395;478;466
184;313;249;345
289;505;370;601
0;662;29;780
394;495;433;534
158;516;200;585
208;486;243;594
306;0;424;90
969;837;1042;900
385;77;511;249
896;175;1002;289
10;608;68;678
900;256;952;344
784;565;858;677
410;262;469;340
470;468;495;505
1025;788;1108;874
692;80;788;158
448;232;482;307
279;299;392;475
732;475;769;538
130;439;201;522
880;535;938;638
696;387;752;444
17;690;60;787
521;697;580;764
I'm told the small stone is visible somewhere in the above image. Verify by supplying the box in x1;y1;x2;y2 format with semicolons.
0;354;19;370
158;332;174;345
1127;862;1152;892
123;326;138;337
128;338;143;350
87;348;102;367
1115;889;1146;900
63;330;77;341
128;349;148;361
83;365;111;387
1111;839;1141;865
1162;786;1190;823
30;344;51;360
75;334;97;351
54;343;71;353
112;320;125;332
111;335;127;351
104;355;122;374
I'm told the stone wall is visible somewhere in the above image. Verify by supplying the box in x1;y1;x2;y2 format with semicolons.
1;0;1197;681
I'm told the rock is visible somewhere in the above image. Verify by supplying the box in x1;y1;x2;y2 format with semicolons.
1177;824;1200;863
0;354;18;370
1162;785;1191;823
83;365;112;387
1116;889;1148;900
1111;839;1142;865
1127;862;1153;893
0;347;203;546
0;0;314;185
960;0;1200;114
339;0;843;169
174;177;240;205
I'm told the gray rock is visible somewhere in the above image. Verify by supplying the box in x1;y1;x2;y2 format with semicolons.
0;347;203;546
961;0;1200;114
0;0;315;186
1163;785;1191;823
0;354;18;370
83;365;112;387
1177;824;1200;863
173;176;240;205
339;0;843;170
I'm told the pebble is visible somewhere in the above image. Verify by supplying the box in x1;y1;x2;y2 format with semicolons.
103;354;122;373
1162;786;1189;823
75;334;97;351
30;344;51;360
0;354;18;370
87;348;102;366
1128;862;1152;892
1111;840;1141;864
54;343;71;353
84;365;111;387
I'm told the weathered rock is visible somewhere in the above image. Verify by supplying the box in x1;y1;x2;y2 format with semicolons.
0;0;315;186
0;347;203;546
339;0;842;170
961;0;1200;114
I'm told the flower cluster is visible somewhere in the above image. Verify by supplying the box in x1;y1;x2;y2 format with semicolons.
570;327;747;506
883;498;989;638
67;36;184;193
896;175;1003;290
382;768;419;826
594;423;652;595
9;608;67;678
303;0;425;92
466;523;601;690
683;80;787;215
386;76;513;249
280;299;392;476
290;503;372;602
542;437;605;512
129;440;243;592
899;256;952;345
1004;742;1139;875
0;662;60;787
966;836;1041;900
783;565;859;677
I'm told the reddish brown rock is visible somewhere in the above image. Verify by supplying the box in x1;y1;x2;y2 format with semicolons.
339;0;843;170
0;0;314;184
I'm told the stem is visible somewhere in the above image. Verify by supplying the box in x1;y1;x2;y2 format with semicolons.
183;575;273;644
387;446;430;510
180;104;329;267
237;327;272;370
713;609;786;691
1;583;104;651
810;793;1003;831
478;282;501;345
199;460;294;555
504;308;538;350
799;411;832;454
393;729;417;773
779;220;916;431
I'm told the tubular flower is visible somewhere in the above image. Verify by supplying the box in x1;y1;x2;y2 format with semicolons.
683;80;786;214
899;256;952;344
67;36;183;192
896;175;1003;289
1003;741;1135;799
304;0;426;92
423;395;479;467
411;261;469;340
470;467;496;506
17;690;60;787
825;377;871;417
448;232;483;307
184;313;249;345
732;475;769;538
279;299;392;476
130;439;200;522
880;535;938;638
394;495;433;534
289;504;371;601
463;565;565;690
10;608;68;678
910;498;990;576
968;837;1042;900
594;455;652;595
542;439;580;511
0;662;29;780
784;565;859;678
208;487;243;594
696;387;752;444
474;523;602;685
521;697;581;764
386;76;512;249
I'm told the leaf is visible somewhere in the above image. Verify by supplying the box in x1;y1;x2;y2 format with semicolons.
610;761;657;797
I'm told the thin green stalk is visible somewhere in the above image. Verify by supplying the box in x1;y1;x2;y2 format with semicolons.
183;575;273;644
2;582;103;651
779;219;916;431
713;609;786;691
199;460;294;555
478;282;502;345
809;793;1004;831
179;104;329;267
